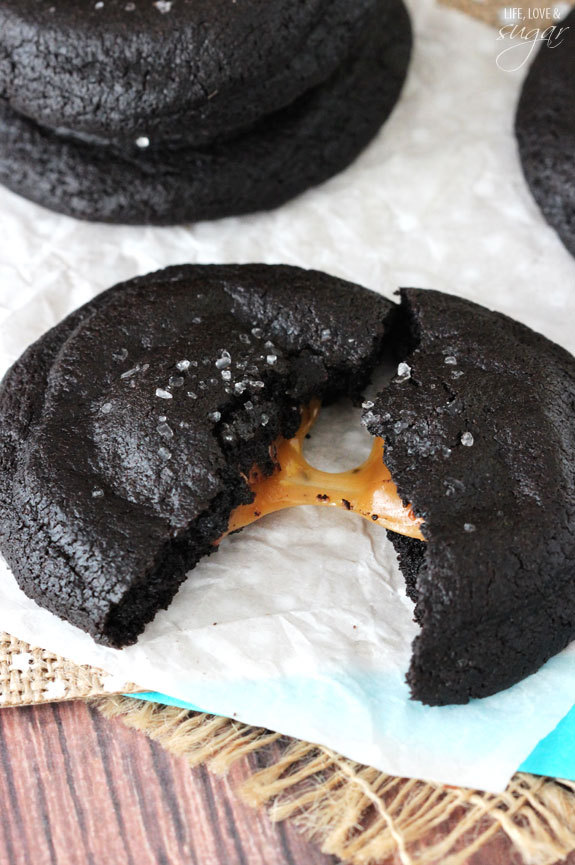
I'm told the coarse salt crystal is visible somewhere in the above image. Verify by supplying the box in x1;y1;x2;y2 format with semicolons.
397;362;412;381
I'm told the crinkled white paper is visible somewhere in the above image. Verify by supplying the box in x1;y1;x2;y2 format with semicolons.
1;0;575;792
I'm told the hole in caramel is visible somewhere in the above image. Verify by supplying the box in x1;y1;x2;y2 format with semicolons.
220;402;425;543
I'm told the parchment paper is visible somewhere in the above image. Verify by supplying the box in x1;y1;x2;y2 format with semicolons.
1;0;575;792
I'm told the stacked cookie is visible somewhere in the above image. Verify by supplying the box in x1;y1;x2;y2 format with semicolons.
0;0;412;225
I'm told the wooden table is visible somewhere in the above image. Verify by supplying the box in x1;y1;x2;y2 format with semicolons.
0;701;569;865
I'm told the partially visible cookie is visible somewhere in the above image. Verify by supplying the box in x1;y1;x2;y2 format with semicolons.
515;11;575;256
0;265;391;647
0;0;411;224
367;289;575;705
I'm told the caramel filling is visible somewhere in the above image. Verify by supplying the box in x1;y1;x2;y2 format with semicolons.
222;403;425;542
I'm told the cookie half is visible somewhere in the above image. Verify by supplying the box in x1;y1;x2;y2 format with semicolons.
367;289;575;704
0;0;411;224
515;12;575;256
0;265;391;647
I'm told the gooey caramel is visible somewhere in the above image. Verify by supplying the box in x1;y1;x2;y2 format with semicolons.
222;403;425;542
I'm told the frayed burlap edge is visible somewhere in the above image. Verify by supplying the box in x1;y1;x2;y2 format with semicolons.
97;695;575;865
0;632;140;706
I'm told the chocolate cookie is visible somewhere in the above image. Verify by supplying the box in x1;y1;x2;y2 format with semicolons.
515;12;575;256
0;265;391;647
5;270;569;705
0;0;411;224
0;0;375;147
367;289;575;704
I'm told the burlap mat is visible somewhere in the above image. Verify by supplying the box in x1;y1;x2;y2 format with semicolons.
0;632;140;706
3;1;575;863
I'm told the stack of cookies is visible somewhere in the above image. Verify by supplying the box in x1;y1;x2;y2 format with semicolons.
0;0;412;225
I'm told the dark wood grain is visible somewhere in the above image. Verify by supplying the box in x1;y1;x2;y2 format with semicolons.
0;702;338;865
0;701;572;865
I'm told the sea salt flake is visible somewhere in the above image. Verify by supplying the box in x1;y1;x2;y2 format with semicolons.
101;403;113;414
192;317;202;325
135;136;150;149
158;447;172;461
444;356;457;366
154;0;172;12
176;360;190;371
239;334;251;344
92;488;104;498
209;411;222;422
155;388;173;399
321;328;331;342
244;401;254;411
464;523;477;533
266;354;277;366
169;376;184;388
397;362;412;381
120;366;139;379
261;413;269;427
221;370;232;381
157;422;174;439
362;400;374;410
216;352;232;370
461;432;474;447
234;382;247;394
251;327;263;338
187;391;198;399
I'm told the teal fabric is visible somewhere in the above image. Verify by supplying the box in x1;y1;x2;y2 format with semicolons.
519;703;575;779
128;691;575;781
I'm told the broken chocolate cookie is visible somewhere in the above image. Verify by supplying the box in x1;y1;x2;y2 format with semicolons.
1;268;574;707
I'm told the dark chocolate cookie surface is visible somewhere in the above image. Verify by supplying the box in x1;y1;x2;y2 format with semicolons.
367;289;575;705
0;0;374;145
0;0;411;224
0;264;391;647
515;12;575;256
